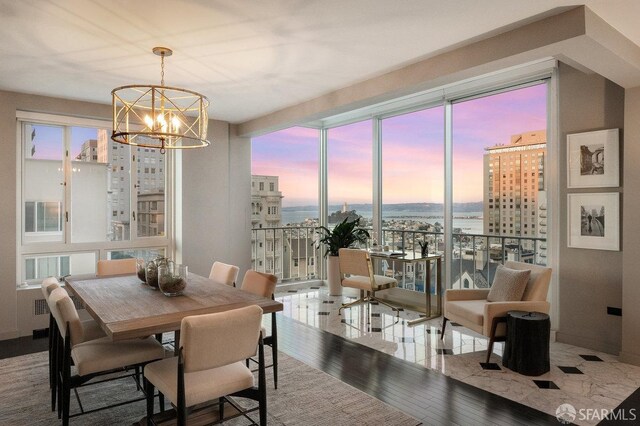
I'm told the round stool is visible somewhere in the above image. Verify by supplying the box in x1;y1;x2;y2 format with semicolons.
502;310;550;376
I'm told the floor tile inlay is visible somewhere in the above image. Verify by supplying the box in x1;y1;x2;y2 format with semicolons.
558;366;583;374
480;362;502;370
580;354;604;362
533;380;560;390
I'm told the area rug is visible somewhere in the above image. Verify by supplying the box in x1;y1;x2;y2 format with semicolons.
0;350;420;425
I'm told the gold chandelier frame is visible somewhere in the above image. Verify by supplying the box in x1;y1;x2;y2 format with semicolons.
111;47;210;152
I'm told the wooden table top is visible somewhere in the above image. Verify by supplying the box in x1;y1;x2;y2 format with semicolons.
65;273;283;341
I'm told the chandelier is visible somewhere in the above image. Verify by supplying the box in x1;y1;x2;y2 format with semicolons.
111;47;210;153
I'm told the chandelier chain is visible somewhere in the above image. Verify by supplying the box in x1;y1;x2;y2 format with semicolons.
160;53;165;86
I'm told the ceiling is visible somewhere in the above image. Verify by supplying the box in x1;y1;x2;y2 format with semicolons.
1;0;639;123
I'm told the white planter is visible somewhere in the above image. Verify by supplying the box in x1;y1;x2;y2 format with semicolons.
326;255;342;296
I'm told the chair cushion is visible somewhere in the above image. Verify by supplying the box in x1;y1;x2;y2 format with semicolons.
71;336;165;376
144;357;254;407
445;300;486;326
342;275;397;291
487;266;530;302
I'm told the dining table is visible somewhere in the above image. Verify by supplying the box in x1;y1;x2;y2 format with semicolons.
64;272;283;351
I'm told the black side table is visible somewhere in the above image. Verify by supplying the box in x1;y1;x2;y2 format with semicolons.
502;310;550;376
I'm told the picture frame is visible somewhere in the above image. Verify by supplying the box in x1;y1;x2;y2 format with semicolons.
567;193;619;251
567;129;619;188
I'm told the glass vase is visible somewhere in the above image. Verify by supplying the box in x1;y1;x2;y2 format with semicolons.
158;264;188;296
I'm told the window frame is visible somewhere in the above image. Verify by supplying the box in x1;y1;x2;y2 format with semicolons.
16;111;172;286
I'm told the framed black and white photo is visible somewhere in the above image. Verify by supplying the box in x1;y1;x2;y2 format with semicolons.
567;129;619;188
568;193;619;250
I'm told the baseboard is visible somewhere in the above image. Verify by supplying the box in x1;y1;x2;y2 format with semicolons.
555;331;620;355
0;330;19;341
619;351;640;367
550;329;557;342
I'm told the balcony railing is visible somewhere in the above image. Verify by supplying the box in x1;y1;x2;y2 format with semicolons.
251;226;546;290
251;226;320;283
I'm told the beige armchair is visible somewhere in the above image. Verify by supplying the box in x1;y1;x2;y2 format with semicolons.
441;261;552;363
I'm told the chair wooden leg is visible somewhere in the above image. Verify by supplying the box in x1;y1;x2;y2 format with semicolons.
441;317;448;340
271;312;278;390
258;337;267;426
51;329;58;411
144;378;154;426
218;397;225;420
62;336;71;426
486;317;505;364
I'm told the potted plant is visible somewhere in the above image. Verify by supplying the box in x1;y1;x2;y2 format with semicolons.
317;217;369;296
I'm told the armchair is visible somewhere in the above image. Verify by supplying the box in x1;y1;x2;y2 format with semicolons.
441;261;552;363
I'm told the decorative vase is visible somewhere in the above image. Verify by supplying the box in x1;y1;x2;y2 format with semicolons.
136;259;147;283
145;256;171;290
158;263;188;296
327;255;342;296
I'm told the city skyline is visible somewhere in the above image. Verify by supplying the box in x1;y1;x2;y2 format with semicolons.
252;83;547;207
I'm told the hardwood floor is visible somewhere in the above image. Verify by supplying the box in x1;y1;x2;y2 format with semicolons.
276;314;559;425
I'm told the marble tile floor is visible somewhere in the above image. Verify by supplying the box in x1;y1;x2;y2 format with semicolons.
272;286;640;425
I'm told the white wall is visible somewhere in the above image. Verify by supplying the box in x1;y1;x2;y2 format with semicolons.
178;122;252;280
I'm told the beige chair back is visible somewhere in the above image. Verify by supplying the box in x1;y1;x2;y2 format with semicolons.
96;258;137;276
180;305;263;373
209;262;240;286
504;261;552;301
48;288;84;346
338;248;373;278
241;270;277;298
41;277;60;300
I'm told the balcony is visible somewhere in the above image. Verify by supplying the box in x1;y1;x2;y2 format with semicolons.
252;226;546;290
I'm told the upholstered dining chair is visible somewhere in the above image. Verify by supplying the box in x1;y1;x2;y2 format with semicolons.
338;248;399;316
144;305;266;426
209;261;240;287
44;281;105;412
50;288;165;425
96;258;137;276
240;270;279;389
42;277;61;410
441;260;552;363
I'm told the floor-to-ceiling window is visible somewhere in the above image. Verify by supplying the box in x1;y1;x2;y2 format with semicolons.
327;120;373;224
250;71;551;289
451;83;548;288
251;127;319;280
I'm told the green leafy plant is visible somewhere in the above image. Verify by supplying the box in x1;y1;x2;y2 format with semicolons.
316;217;370;258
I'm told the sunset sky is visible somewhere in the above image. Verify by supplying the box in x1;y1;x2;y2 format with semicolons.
252;83;547;207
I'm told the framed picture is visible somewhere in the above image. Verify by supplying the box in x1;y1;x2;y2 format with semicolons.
567;129;619;188
567;193;619;251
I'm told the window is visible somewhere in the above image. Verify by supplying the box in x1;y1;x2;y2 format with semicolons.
18;113;169;284
24;201;63;233
269;182;274;191
259;182;264;191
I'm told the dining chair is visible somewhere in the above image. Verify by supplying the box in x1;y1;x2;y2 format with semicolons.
209;261;240;287
240;270;279;389
338;248;399;316
50;288;165;425
96;258;137;276
144;305;266;426
44;281;105;412
42;277;61;410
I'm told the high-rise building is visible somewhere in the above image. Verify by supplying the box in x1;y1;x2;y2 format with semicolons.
251;175;283;276
483;130;546;242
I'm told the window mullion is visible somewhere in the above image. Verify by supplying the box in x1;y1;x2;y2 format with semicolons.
63;126;72;245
